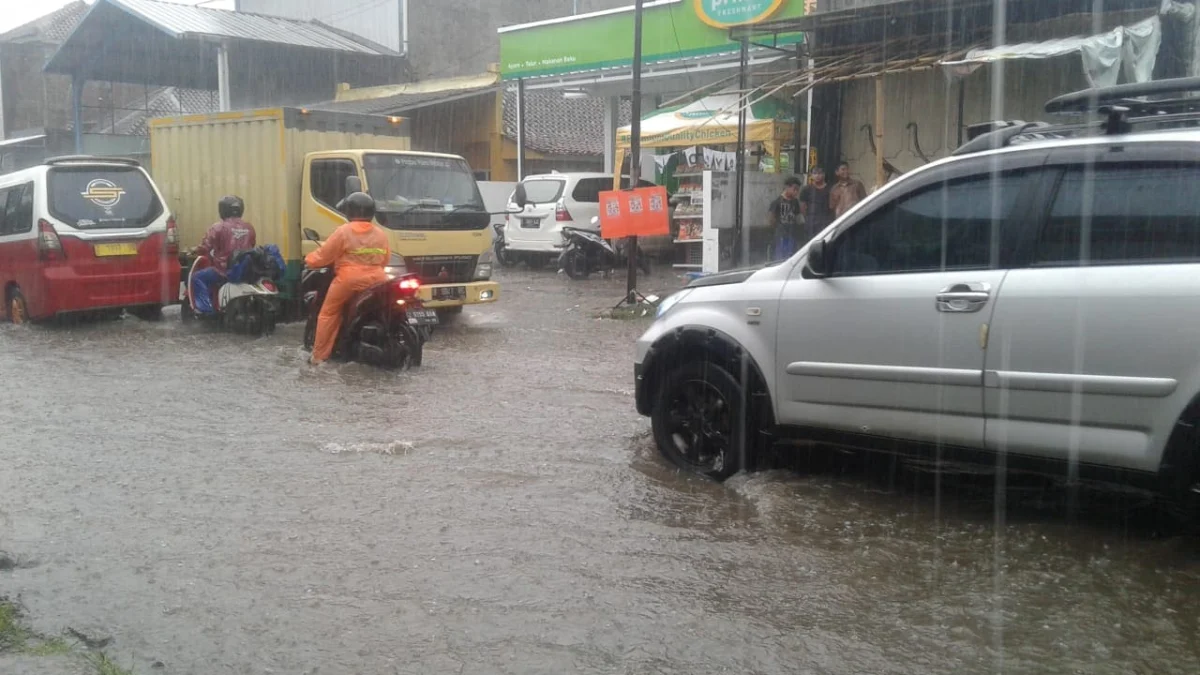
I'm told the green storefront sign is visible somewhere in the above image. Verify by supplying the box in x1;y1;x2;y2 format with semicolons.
499;0;805;80
695;0;785;28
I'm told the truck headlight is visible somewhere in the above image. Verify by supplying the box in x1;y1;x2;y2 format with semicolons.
475;248;494;280
384;253;408;280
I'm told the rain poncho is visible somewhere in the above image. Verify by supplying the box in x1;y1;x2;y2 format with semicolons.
305;220;391;364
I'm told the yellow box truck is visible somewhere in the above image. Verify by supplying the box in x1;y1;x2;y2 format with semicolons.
149;107;498;318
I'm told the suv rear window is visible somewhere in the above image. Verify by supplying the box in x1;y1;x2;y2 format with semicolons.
48;166;163;230
521;179;565;204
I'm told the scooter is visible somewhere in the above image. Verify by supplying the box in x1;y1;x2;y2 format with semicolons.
182;247;282;335
558;216;651;280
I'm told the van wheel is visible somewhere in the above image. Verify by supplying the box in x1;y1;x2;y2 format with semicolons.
651;361;746;481
6;288;28;325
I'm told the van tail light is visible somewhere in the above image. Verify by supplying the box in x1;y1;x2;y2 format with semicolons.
556;199;572;222
166;216;179;255
37;219;65;261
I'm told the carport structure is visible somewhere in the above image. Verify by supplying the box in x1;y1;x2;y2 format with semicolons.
43;0;408;152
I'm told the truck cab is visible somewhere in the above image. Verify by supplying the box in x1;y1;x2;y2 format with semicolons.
300;150;498;310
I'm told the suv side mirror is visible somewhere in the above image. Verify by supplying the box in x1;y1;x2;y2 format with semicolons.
513;183;528;209
303;228;321;242
345;175;362;195
804;240;830;278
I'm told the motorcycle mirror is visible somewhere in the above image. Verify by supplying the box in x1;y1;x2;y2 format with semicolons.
345;175;362;195
303;228;321;242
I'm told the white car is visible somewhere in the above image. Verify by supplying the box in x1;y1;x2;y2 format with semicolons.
634;78;1200;515
503;172;660;266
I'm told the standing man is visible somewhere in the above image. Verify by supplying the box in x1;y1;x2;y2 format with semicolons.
798;166;835;244
830;162;868;218
768;176;804;261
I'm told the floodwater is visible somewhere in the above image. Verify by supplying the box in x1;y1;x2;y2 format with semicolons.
2;266;1200;675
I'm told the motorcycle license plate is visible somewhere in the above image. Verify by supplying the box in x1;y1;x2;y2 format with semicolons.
406;309;439;326
432;286;466;301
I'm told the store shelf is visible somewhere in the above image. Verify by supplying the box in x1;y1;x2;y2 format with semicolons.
673;264;703;269
674;238;702;244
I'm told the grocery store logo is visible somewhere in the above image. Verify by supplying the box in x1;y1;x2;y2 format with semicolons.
694;0;785;28
81;179;125;208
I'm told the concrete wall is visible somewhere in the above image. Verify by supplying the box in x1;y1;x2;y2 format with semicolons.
837;58;1086;190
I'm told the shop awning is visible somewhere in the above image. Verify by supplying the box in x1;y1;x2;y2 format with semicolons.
617;92;794;148
940;15;1163;87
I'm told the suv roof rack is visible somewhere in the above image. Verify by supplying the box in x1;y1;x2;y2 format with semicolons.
953;76;1200;156
44;155;141;167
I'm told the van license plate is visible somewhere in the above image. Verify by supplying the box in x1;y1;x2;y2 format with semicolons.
406;309;439;326
520;218;540;228
432;286;466;301
94;243;138;257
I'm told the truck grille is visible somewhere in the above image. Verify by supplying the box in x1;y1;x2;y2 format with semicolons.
404;255;478;284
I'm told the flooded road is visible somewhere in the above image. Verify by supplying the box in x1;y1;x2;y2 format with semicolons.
2;267;1200;674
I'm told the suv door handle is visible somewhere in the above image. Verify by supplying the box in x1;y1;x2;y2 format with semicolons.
936;282;992;313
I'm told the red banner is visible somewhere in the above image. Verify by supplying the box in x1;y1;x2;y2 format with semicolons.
598;186;670;239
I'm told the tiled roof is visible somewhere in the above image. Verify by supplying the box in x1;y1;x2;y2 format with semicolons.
502;90;632;156
0;1;88;44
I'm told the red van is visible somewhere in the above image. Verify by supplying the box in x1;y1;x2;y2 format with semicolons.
0;157;180;323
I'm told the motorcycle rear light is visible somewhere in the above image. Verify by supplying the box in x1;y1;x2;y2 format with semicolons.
393;274;421;299
166;216;179;255
37;219;64;261
262;280;277;292
556;199;571;222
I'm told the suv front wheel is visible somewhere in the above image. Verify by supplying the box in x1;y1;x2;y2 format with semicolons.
651;361;746;480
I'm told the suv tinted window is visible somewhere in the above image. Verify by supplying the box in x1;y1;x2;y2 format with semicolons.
573;178;657;203
311;159;358;209
831;172;1028;276
48;167;162;229
1038;164;1200;265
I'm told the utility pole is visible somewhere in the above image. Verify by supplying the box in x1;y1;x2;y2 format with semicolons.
626;0;645;304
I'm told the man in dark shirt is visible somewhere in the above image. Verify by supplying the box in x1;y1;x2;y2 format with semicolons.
798;167;834;243
768;176;803;261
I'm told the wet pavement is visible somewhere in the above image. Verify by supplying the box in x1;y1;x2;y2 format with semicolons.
2;265;1200;675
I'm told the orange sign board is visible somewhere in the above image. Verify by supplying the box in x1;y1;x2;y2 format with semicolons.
599;186;670;239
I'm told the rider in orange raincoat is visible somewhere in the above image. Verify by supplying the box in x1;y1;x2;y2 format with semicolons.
305;192;391;364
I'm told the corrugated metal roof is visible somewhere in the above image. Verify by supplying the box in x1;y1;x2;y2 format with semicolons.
317;84;502;115
106;0;399;55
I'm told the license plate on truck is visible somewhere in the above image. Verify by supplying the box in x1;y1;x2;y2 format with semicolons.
432;286;466;301
94;242;138;257
406;309;439;326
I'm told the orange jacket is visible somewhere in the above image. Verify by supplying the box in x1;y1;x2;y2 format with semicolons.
305;220;391;274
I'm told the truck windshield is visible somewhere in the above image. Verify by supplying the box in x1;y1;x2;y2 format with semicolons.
364;153;486;230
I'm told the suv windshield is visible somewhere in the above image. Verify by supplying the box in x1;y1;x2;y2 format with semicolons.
520;179;565;204
48;166;163;229
364;153;484;212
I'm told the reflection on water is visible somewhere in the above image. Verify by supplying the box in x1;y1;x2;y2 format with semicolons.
1;267;1198;674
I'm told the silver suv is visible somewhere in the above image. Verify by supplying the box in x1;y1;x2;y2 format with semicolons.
634;78;1200;509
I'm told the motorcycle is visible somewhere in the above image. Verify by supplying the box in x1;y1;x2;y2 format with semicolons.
558;216;651;280
181;246;282;335
492;221;516;267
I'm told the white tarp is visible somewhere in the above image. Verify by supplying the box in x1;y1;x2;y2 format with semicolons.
941;16;1162;88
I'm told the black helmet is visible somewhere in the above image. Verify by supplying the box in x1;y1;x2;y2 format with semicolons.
343;192;376;222
218;195;244;220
